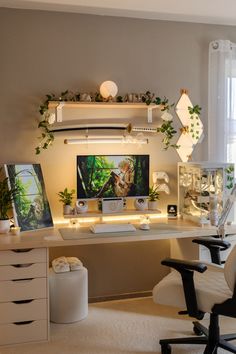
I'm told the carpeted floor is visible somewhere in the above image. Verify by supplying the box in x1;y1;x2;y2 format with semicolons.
1;297;236;354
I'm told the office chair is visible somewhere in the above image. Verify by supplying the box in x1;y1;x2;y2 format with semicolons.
153;238;236;354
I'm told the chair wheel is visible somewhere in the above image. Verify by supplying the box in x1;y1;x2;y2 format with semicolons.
193;325;203;336
161;343;171;354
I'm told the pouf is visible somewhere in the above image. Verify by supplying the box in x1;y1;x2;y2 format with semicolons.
49;266;88;323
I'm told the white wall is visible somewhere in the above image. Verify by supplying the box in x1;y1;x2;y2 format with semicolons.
1;8;236;298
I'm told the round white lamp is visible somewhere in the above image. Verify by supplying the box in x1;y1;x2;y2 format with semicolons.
100;81;118;100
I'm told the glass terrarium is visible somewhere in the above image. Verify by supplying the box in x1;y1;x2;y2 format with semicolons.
178;162;234;225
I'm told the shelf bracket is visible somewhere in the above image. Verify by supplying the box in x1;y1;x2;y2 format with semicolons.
147;105;159;123
56;102;65;122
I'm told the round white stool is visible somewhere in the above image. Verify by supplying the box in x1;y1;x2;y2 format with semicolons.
49;267;88;323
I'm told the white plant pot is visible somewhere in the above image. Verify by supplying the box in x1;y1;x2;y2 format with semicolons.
63;205;72;215
148;200;158;210
0;219;10;234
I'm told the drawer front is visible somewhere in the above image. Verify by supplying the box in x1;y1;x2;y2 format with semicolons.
0;248;47;265
0;320;48;345
0;262;47;281
0;299;48;324
0;278;47;302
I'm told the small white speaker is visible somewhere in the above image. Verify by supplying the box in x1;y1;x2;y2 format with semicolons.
76;200;88;214
134;198;148;211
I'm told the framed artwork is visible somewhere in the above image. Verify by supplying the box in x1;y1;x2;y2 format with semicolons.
5;164;53;231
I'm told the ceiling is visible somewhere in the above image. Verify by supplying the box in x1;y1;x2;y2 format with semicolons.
1;0;236;26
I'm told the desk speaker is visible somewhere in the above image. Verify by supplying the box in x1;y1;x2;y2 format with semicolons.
76;200;88;214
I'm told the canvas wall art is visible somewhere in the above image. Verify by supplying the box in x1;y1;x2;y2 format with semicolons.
5;164;53;231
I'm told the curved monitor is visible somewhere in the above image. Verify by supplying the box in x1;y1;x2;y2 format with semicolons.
77;155;149;199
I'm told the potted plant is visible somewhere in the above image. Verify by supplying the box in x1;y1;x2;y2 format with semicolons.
148;186;160;210
57;188;75;215
0;168;19;233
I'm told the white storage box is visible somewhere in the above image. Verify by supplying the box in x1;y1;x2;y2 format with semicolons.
49;266;88;323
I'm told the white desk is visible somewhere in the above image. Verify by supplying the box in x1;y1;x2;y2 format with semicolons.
0;219;234;251
0;219;235;347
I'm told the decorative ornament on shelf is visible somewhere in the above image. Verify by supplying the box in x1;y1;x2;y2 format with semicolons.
175;89;203;162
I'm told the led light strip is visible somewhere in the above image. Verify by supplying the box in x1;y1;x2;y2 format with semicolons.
64;137;148;144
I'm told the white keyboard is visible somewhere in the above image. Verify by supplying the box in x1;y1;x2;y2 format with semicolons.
90;223;136;234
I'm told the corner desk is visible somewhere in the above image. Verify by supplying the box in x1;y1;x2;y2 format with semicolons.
0;218;236;347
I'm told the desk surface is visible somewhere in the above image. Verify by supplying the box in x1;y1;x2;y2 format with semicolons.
0;219;235;251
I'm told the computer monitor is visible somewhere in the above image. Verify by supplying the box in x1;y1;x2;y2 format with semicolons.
77;155;149;199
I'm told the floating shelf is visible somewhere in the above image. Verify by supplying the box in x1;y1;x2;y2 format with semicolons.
48;101;160;109
48;101;161;124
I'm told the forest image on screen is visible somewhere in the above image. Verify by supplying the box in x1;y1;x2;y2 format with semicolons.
77;155;149;199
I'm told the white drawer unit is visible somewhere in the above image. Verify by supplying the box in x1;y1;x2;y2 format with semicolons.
0;247;49;346
0;262;47;281
0;299;48;324
0;248;47;265
0;278;47;302
0;320;48;346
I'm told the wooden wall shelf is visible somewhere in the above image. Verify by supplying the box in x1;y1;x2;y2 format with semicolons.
48;101;160;124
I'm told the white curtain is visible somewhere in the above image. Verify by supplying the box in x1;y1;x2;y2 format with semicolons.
208;39;236;163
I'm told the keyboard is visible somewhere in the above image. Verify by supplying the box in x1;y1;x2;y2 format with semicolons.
90;223;136;234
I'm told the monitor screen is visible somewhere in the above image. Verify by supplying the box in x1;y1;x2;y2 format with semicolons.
77;155;149;199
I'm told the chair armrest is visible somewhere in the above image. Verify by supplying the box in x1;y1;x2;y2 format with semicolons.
161;257;207;319
192;237;231;250
192;237;231;265
162;258;207;273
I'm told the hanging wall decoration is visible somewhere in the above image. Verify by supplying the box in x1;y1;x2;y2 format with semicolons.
175;89;203;162
35;85;202;157
35;87;177;154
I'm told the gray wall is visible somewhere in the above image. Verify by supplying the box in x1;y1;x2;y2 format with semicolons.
1;8;236;298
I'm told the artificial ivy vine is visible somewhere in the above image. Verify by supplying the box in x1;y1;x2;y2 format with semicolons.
36;90;178;155
188;104;202;141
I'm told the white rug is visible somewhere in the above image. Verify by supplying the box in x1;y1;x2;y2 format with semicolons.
1;297;236;354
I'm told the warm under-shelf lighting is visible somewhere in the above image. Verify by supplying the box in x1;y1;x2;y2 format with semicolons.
64;137;148;145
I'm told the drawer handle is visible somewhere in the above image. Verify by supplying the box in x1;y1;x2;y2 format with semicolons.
12;263;33;268
13;320;34;326
13;299;34;304
12;278;33;282
12;249;33;253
